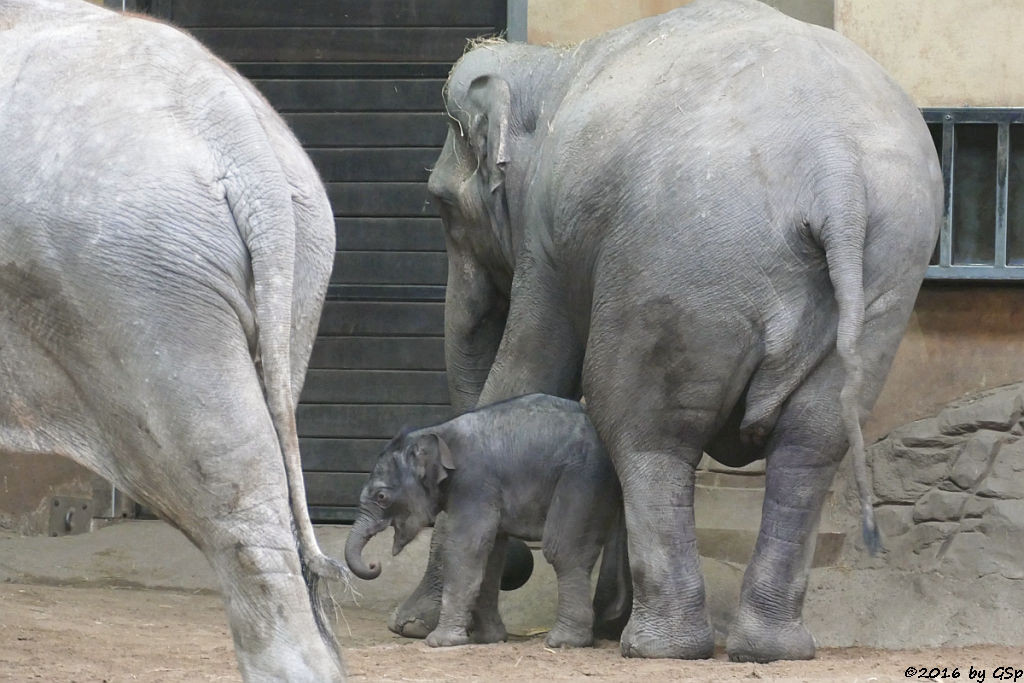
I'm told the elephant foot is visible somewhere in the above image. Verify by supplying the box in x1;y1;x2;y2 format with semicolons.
620;610;714;659
388;589;441;639
425;626;472;648
546;625;593;649
726;611;815;662
470;611;507;644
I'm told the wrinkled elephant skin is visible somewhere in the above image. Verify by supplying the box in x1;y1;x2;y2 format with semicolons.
347;394;630;648
394;0;943;663
0;1;343;680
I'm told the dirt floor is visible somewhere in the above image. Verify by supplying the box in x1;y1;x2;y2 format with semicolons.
3;582;1023;682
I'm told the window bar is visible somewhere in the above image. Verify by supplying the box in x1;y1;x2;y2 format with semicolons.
939;118;955;268
994;122;1010;269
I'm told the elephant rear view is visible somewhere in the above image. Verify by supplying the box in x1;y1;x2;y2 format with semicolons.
389;0;945;664
0;1;344;680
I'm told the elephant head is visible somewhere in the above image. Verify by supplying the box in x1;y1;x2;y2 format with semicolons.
426;41;567;412
344;431;456;580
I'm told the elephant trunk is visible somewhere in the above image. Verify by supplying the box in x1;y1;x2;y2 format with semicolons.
344;510;385;580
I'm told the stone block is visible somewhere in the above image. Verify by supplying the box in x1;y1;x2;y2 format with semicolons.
869;440;957;504
949;432;1003;490
976;439;1024;499
873;505;914;538
983;499;1024;528
933;530;987;577
888;416;962;449
912;489;991;523
901;521;959;565
937;387;1024;435
948;510;1024;580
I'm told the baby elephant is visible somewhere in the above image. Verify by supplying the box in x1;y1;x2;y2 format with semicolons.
344;393;628;648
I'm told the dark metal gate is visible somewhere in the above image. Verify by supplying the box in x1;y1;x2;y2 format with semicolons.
116;0;508;521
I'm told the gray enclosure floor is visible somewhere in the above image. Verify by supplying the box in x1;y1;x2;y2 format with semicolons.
2;521;1022;681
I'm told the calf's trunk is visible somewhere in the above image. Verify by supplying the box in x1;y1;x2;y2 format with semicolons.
344;511;385;580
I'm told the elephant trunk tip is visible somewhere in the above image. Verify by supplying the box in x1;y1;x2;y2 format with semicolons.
344;517;385;580
344;551;382;580
358;561;382;580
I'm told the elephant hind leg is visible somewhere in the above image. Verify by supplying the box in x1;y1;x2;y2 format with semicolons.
196;505;344;681
726;365;847;663
108;343;344;680
614;446;714;659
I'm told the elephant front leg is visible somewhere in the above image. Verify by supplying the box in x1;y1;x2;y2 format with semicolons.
726;418;844;662
469;534;508;644
618;449;714;659
425;514;499;648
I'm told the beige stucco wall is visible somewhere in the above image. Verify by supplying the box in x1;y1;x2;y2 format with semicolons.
836;0;1024;106
527;0;832;44
867;286;1024;442
528;0;693;44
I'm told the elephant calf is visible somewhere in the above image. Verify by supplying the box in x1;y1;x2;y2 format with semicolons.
345;394;629;648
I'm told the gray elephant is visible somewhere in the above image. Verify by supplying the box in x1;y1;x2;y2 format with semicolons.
1;2;344;680
345;394;630;648
390;0;943;663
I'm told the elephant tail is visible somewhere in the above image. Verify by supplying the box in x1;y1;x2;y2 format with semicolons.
819;175;883;556
216;92;351;589
592;499;632;639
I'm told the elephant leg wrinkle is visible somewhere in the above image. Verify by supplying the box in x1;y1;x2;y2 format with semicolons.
728;421;846;662
618;450;714;659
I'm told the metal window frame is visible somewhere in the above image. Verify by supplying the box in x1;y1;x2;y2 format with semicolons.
922;107;1024;281
507;0;527;41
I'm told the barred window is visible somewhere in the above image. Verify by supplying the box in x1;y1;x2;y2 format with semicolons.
923;108;1024;280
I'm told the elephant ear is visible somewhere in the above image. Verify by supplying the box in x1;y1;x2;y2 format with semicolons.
411;433;455;485
465;75;512;193
435;435;455;471
464;75;515;262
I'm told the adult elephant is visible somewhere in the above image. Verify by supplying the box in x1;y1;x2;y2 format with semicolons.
391;0;942;663
1;1;344;680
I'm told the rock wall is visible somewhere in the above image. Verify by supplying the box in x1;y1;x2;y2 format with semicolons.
851;382;1024;577
793;382;1024;648
704;382;1024;649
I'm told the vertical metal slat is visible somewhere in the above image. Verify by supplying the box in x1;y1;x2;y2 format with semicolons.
994;122;1010;268
939;118;955;268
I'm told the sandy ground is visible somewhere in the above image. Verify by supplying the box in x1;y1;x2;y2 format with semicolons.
3;582;1024;682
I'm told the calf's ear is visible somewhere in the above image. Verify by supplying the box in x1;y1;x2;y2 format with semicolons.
436;435;455;471
411;433;456;484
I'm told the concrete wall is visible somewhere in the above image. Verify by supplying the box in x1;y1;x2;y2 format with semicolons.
836;0;1024;107
527;0;832;44
867;286;1024;442
0;456;94;535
